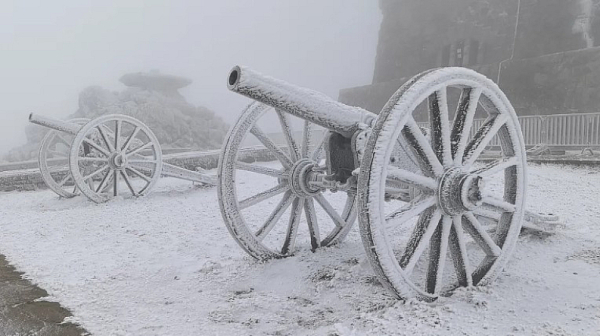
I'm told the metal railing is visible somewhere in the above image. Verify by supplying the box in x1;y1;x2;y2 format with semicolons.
243;112;600;151
419;112;600;149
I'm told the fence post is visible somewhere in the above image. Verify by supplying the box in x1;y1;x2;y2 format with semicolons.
540;116;548;146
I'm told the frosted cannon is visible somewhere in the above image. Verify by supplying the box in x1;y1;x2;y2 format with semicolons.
221;66;532;301
29;114;216;203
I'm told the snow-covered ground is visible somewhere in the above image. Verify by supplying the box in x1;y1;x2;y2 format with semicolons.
0;163;599;335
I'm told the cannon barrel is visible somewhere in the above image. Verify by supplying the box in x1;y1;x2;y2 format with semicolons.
227;66;377;138
29;113;82;135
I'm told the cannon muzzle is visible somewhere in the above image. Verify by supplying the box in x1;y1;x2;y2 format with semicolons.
227;66;377;138
29;114;82;136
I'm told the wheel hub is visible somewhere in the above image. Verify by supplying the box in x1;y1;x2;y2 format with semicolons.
109;152;127;170
288;159;320;197
437;168;484;216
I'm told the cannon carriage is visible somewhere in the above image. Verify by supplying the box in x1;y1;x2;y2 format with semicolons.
29;114;216;203
220;66;529;301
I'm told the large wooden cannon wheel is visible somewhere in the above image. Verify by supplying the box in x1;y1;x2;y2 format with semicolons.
38;118;89;198
357;68;526;301
68;115;163;203
218;102;357;259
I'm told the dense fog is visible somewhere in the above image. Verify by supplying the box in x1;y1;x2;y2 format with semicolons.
1;1;381;157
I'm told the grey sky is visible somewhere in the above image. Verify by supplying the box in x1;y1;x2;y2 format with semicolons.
1;0;381;156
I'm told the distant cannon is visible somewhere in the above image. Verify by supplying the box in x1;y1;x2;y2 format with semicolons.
30;114;215;203
220;66;529;301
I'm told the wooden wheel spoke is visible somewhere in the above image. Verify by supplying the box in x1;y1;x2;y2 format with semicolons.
97;126;115;152
114;120;122;151
276;109;301;161
86;177;95;191
126;142;154;158
471;257;497;286
301;120;312;158
428;88;453;166
122;127;141;152
402;117;444;177
386;166;437;191
126;166;151;183
304;198;321;251
281;197;305;255
473;156;518;177
255;191;294;241
345;202;358;230
426;215;452;295
310;133;327;162
96;170;112;193
239;184;287;210
83;165;110;181
120;170;137;196
236;162;286;178
449;215;473;287
113;170;119;197
464;212;502;257
83;138;110;157
99;124;114;135
314;194;347;228
395;136;421;169
55;134;71;147
57;173;72;187
251;125;293;168
400;208;441;274
463;114;508;166
385;196;437;230
451;87;482;165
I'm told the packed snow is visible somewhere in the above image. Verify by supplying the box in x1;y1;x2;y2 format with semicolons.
0;162;599;335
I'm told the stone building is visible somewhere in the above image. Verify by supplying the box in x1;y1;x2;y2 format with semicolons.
340;0;600;117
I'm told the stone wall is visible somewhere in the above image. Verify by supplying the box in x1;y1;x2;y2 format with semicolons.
373;0;518;83
514;0;600;59
340;47;600;118
499;46;600;115
373;0;600;85
344;0;600;117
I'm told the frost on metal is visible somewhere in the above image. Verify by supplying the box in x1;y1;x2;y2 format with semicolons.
30;114;216;203
224;66;531;302
227;66;377;138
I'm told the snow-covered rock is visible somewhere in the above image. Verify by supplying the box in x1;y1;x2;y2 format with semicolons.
5;71;229;162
